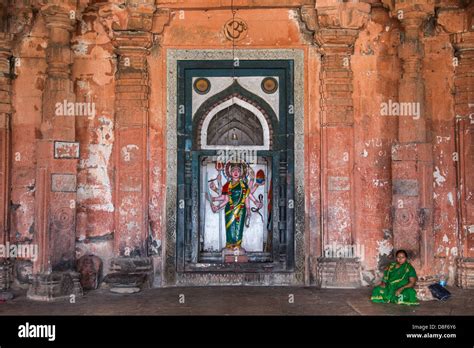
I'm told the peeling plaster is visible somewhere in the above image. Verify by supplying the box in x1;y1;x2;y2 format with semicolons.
376;239;393;256
447;192;454;206
77;116;114;212
433;166;446;187
72;40;89;56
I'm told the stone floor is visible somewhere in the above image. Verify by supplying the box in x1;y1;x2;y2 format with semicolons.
0;286;473;315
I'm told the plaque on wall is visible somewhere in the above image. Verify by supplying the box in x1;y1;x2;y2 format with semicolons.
54;141;80;159
51;173;77;192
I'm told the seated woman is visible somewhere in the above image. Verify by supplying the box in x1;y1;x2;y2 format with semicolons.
371;250;419;306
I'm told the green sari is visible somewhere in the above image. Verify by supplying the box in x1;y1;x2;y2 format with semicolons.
371;262;419;305
222;179;249;248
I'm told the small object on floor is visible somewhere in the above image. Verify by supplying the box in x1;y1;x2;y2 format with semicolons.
0;291;14;301
428;283;451;301
110;287;140;294
439;274;447;287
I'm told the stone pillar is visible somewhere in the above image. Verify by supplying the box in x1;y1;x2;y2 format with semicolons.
314;2;370;288
0;33;12;251
385;2;435;283
99;0;156;292
0;33;13;299
439;5;474;288
27;1;82;301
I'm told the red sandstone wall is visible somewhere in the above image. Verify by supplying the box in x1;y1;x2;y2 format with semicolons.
2;0;472;287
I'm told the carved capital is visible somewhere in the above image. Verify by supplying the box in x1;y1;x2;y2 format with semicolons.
452;31;474;56
438;7;472;34
0;32;13;56
383;0;435;39
313;2;370;52
40;1;78;33
112;31;153;52
382;0;435;16
98;0;156;33
152;8;171;34
315;29;361;54
300;5;318;34
315;2;371;30
97;1;157;47
113;31;153;72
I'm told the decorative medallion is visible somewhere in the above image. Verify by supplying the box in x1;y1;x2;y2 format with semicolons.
52;207;74;231
193;78;211;94
223;18;248;41
261;77;278;94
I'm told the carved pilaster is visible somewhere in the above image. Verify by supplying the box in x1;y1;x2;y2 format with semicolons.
0;33;13;297
28;1;83;301
384;1;435;283
112;31;152;258
440;3;474;287
96;0;156;292
313;2;370;288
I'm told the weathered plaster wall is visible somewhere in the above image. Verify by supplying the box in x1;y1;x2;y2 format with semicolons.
1;0;472;290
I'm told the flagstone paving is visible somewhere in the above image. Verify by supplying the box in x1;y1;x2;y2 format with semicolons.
0;286;473;315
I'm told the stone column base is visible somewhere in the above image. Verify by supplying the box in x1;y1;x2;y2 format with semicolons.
456;258;474;289
103;257;153;293
317;257;361;288
414;276;436;301
27;272;83;302
0;259;13;301
0;259;12;291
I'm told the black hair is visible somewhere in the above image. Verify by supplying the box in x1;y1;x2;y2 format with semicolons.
395;249;408;258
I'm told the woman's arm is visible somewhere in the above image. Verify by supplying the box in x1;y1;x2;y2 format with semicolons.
395;277;417;295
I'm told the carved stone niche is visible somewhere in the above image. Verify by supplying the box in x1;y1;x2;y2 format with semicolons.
317;257;362;288
207;105;264;147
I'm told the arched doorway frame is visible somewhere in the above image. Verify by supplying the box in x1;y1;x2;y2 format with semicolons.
164;49;305;286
